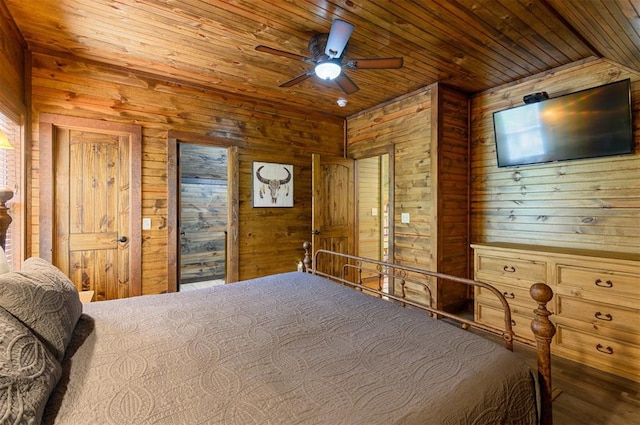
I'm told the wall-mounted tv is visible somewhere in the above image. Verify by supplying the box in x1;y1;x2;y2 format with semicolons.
493;79;634;167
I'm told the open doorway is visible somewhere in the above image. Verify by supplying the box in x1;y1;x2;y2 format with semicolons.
167;133;238;293
356;153;392;292
178;143;228;291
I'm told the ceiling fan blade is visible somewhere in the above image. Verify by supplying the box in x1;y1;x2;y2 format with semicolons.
325;19;354;58
334;73;359;94
345;57;404;69
280;72;314;88
255;45;313;63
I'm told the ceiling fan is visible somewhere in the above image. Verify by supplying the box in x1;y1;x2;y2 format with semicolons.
255;19;403;94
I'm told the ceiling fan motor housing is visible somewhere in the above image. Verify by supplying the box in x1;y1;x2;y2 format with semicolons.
308;34;331;60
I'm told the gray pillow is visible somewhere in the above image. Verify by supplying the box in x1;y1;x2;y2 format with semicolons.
0;305;62;423
0;257;82;361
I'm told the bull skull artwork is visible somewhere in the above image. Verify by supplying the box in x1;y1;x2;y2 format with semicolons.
256;165;292;204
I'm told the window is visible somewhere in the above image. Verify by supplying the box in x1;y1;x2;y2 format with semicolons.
0;111;22;269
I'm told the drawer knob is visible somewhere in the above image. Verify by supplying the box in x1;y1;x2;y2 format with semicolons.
502;292;515;299
595;344;614;355
594;279;613;288
503;265;516;273
594;312;613;321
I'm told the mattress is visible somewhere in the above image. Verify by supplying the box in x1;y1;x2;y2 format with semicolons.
44;272;538;424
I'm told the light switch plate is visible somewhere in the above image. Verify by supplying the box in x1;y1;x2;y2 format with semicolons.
401;213;410;223
142;217;152;230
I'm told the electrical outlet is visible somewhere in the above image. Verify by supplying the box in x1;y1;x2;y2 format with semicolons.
142;217;152;230
401;213;410;224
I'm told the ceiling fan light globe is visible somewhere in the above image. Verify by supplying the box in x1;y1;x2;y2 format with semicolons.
315;61;341;80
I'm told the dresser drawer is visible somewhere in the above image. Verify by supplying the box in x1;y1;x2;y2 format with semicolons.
475;302;535;341
472;243;640;383
555;294;639;335
475;281;535;309
556;265;640;300
555;324;640;381
476;253;547;282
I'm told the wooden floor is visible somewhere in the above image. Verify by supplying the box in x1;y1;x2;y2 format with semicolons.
179;279;225;292
514;342;640;424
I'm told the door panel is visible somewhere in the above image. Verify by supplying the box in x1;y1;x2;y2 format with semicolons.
40;114;141;300
311;154;355;276
55;130;131;300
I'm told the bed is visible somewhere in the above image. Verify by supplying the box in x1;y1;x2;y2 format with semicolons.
0;243;555;424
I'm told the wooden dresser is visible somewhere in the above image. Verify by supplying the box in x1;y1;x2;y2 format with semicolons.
471;242;640;382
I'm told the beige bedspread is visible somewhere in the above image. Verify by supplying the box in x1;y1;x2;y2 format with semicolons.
44;272;538;424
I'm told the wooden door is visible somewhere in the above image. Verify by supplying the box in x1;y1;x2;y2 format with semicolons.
40;115;141;300
311;154;355;276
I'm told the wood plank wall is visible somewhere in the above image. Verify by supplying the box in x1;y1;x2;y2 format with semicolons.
432;85;470;310
348;87;433;274
0;1;24;119
347;84;471;311
471;59;640;254
433;85;470;278
29;51;344;294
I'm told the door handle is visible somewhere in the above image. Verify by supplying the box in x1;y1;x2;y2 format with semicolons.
118;236;128;243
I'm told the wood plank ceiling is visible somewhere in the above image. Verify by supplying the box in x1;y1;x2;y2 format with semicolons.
4;0;640;118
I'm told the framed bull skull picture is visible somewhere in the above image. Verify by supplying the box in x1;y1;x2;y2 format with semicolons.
252;162;294;207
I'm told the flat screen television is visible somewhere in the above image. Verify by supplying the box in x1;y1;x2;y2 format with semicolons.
493;79;634;167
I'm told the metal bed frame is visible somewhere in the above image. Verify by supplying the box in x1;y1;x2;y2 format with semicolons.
303;242;556;425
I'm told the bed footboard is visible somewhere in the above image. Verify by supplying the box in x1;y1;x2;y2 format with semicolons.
302;242;556;425
530;283;556;425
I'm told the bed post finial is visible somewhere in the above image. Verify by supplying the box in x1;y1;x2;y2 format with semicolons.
530;282;556;425
303;241;312;272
